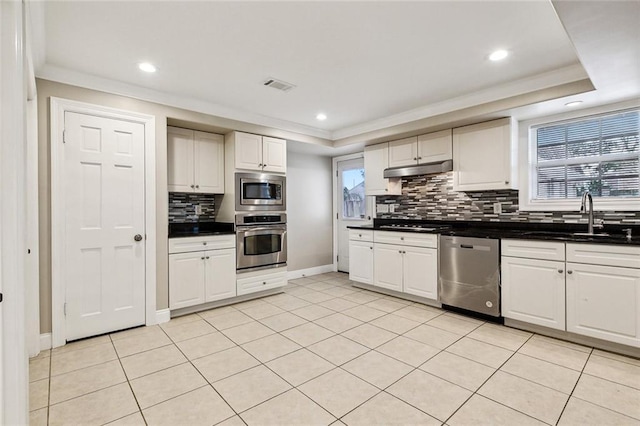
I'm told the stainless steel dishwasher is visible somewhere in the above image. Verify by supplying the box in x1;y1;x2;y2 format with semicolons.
439;235;500;317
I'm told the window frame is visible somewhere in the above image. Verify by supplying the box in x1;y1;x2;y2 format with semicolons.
519;101;640;212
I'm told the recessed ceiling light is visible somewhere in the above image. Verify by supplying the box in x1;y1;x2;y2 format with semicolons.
316;113;327;121
565;101;583;107
489;50;509;61
138;62;157;73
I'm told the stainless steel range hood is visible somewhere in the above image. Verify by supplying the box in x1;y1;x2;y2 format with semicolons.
383;159;453;178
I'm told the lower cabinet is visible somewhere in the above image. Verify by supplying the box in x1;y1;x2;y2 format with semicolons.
169;235;236;310
501;256;565;330
349;240;374;285
566;262;640;347
369;231;438;300
237;266;287;296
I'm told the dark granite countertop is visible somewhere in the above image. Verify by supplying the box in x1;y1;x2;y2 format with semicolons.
348;219;640;246
169;221;235;238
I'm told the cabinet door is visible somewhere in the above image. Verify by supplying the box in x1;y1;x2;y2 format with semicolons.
403;246;438;300
501;257;565;330
566;263;640;347
262;137;287;173
388;137;418;168
374;243;403;291
234;132;263;171
349;240;374;284
364;143;401;196
167;127;195;192
204;248;236;302
453;118;516;191
169;252;205;309
194;131;224;194
417;129;452;164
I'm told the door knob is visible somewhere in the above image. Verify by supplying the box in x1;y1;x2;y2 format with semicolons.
134;234;143;242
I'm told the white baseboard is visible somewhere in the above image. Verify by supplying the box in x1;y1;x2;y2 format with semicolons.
155;309;171;324
287;264;335;280
40;333;52;351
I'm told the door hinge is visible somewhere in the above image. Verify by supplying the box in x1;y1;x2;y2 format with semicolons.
64;302;67;316
0;293;3;303
336;213;338;219
337;255;339;262
62;129;66;144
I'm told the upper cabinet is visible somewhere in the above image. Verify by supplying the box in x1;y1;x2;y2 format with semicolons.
388;129;453;168
168;126;224;193
228;131;287;174
452;118;517;192
364;143;401;196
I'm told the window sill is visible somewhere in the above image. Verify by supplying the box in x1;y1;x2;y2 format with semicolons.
518;197;640;212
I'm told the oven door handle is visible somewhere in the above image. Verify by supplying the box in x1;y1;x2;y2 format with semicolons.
238;226;286;235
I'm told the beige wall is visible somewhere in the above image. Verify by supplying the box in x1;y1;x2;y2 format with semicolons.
286;152;334;271
36;79;333;333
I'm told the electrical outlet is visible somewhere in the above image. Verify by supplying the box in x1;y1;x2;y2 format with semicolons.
493;202;502;214
195;205;203;215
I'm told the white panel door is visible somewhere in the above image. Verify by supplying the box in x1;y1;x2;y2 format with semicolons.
194;131;224;193
374;244;403;291
262;137;287;173
349;240;374;284
167;126;194;192
205;248;236;302
169;252;206;309
417;129;452;164
403;246;438;300
64;112;146;341
502;257;566;330
566;263;640;347
234;132;262;171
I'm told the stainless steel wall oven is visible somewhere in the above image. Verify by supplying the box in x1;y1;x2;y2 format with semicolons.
235;172;286;211
236;213;287;271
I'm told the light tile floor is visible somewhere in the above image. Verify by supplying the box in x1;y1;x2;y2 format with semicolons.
30;272;640;426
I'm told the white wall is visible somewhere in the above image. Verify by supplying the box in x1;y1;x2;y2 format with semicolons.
286;152;334;271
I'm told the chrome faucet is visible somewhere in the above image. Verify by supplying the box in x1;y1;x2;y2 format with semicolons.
580;190;600;234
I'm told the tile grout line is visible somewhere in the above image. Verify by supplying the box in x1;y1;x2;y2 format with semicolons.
108;333;148;426
553;347;594;425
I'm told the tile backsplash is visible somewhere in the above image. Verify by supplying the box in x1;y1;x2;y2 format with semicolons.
376;172;640;224
169;192;216;223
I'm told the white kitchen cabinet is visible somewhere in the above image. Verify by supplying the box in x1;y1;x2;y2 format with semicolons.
566;260;640;348
403;245;438;299
388;137;418;168
372;231;438;299
237;266;287;295
204;248;236;302
374;243;404;291
388;130;453;168
169;252;206;309
168;126;224;193
230;131;287;173
349;230;374;285
169;235;236;310
501;256;566;330
364;143;401;196
453;118;517;191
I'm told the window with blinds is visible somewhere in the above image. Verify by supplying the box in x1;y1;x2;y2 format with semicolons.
534;110;640;199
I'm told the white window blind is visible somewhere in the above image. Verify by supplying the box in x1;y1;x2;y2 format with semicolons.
534;110;639;199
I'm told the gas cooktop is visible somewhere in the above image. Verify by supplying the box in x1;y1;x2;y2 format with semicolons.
378;223;451;232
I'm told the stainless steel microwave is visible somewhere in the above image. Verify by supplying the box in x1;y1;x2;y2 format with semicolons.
235;172;286;211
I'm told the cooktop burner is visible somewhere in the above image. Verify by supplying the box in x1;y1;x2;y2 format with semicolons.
378;224;450;232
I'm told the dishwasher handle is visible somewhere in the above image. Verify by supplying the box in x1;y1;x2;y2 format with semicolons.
460;244;474;249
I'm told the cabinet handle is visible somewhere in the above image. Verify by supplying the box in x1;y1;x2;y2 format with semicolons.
263;281;266;285
385;188;388;191
203;242;207;245
195;185;200;189
400;237;404;240
505;181;509;185
206;256;210;259
403;250;406;254
558;269;563;273
398;250;402;253
263;164;267;168
190;184;195;189
359;234;362;237
258;163;263;167
418;156;422;160
201;257;205;260
567;270;573;274
413;157;417;160
370;246;373;250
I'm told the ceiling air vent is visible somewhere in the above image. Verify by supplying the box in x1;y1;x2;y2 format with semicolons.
263;78;296;92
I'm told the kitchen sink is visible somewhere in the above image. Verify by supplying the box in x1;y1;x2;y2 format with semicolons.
521;230;631;241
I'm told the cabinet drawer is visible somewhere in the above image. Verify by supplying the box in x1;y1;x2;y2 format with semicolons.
567;244;640;269
502;239;565;261
237;267;287;296
349;229;374;242
374;231;437;248
169;234;235;254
